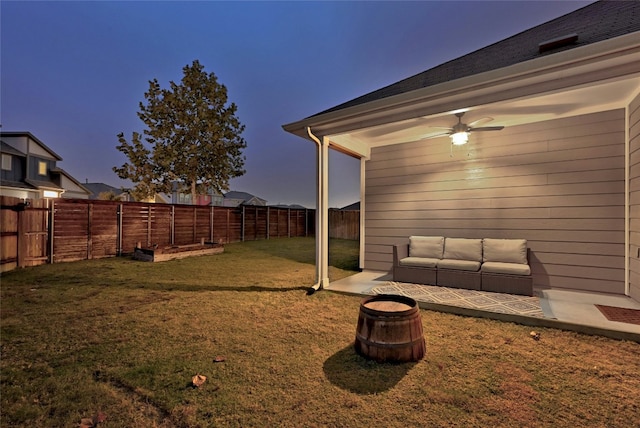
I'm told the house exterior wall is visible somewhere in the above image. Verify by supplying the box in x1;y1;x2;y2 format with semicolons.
28;156;55;181
0;187;34;199
1;154;25;182
1;135;28;154
28;138;55;158
628;93;640;301
58;175;90;199
364;109;626;294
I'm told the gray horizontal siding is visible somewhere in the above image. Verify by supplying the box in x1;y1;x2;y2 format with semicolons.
364;109;626;294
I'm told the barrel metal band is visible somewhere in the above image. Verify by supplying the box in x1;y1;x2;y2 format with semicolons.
355;334;424;348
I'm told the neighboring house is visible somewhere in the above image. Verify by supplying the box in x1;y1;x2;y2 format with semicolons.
0;132;90;199
85;182;171;203
223;191;267;207
84;182;133;201
169;185;266;207
139;193;170;204
271;204;308;209
170;183;223;206
283;1;640;301
340;202;360;211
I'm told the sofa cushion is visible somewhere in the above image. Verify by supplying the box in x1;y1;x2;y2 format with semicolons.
481;262;531;275
400;257;439;268
483;238;528;264
437;259;481;271
443;238;482;262
409;236;444;259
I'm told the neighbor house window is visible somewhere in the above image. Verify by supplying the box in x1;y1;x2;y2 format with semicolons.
38;161;47;176
1;154;11;171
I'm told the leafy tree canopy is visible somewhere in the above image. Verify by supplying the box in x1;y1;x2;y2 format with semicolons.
114;60;246;202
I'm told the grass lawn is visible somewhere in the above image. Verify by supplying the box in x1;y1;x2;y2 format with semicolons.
1;237;639;427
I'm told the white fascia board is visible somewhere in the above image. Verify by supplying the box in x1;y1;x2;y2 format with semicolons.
284;32;640;140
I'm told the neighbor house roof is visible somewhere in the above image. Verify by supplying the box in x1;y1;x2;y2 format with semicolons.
224;191;267;206
0;131;63;160
340;202;360;211
314;1;640;117
84;182;130;199
0;141;25;156
51;167;91;195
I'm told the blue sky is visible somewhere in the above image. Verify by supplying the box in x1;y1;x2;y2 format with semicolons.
1;1;592;208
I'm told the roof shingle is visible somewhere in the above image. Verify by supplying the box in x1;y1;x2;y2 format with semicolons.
313;1;640;117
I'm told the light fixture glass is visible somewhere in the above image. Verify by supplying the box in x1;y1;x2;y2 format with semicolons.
43;190;59;198
451;131;469;146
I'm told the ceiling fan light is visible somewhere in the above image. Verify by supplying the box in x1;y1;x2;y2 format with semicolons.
451;131;469;145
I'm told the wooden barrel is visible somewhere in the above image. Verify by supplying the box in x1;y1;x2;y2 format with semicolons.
354;294;425;363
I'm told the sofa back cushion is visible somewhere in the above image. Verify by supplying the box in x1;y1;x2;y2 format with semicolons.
483;238;528;264
443;238;482;262
409;236;444;259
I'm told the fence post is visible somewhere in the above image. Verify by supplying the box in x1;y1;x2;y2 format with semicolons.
49;199;55;264
241;205;245;242
210;206;214;243
288;208;291;238
171;205;175;245
193;206;197;243
266;207;270;240
255;206;258;240
87;203;93;259
117;203;123;256
17;204;26;267
147;204;151;247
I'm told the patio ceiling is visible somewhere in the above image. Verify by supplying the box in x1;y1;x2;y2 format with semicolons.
330;75;640;152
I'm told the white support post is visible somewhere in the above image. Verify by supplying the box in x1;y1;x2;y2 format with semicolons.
625;103;630;296
317;135;330;289
359;156;366;270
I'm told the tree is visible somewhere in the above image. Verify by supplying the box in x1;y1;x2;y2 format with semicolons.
114;60;246;203
97;190;119;201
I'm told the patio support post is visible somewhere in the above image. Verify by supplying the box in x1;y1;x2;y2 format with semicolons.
307;127;330;292
359;156;366;270
625;103;631;296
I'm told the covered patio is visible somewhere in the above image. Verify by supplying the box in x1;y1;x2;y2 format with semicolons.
328;271;640;342
283;2;640;315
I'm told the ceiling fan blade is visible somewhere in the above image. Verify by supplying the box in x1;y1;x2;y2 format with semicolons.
422;132;451;140
470;126;504;132
467;117;494;128
427;126;454;131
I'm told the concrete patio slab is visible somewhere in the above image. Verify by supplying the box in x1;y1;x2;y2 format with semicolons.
327;271;640;343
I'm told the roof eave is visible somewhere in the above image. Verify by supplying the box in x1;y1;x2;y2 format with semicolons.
0;132;64;160
283;31;640;140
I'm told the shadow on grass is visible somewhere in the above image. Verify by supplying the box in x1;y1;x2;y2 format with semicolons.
323;344;416;394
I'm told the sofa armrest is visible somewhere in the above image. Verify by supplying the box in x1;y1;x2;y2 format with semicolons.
393;244;409;266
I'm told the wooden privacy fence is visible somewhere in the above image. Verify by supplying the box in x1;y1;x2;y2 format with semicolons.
51;199;313;263
329;209;360;241
1;197;360;271
1;196;50;272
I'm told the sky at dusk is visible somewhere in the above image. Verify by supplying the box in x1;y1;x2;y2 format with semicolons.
1;1;593;208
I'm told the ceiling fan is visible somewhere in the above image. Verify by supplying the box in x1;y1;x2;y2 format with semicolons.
427;112;504;145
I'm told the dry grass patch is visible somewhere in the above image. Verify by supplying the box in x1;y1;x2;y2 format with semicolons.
1;237;639;427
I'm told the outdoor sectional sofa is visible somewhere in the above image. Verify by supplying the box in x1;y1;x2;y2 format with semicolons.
392;236;533;296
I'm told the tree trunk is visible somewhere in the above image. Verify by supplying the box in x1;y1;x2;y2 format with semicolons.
191;181;197;205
